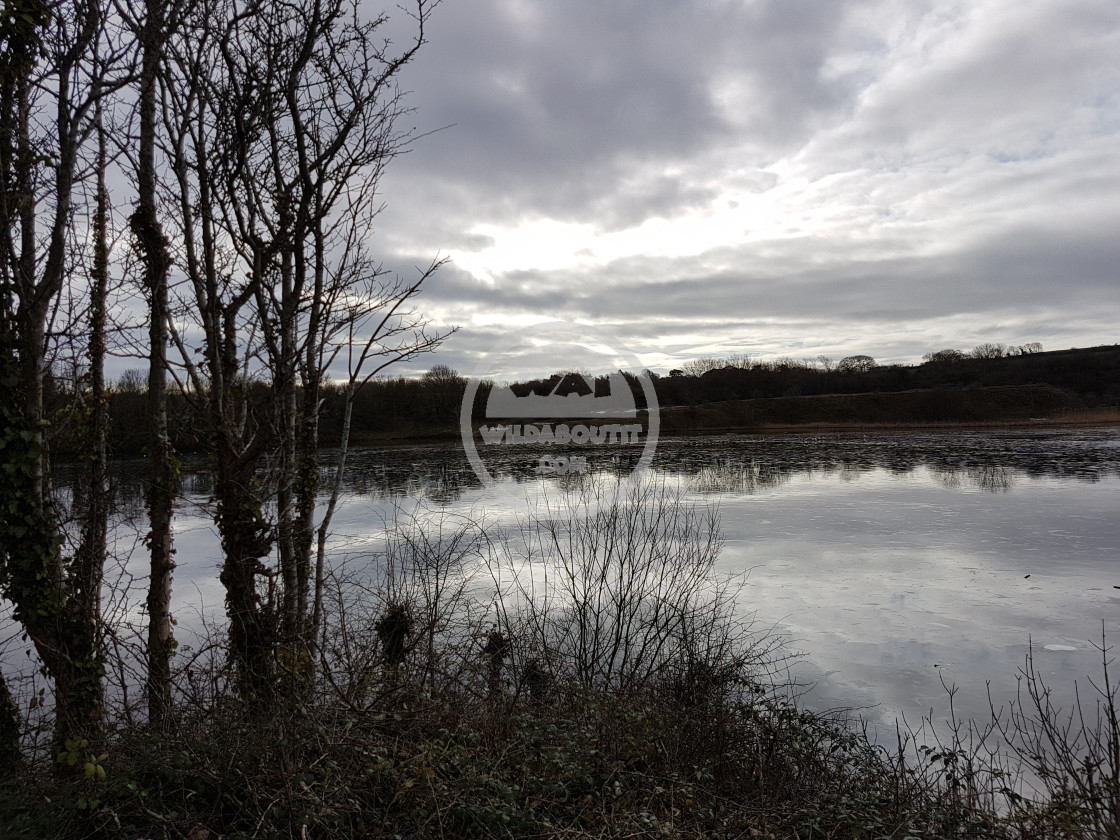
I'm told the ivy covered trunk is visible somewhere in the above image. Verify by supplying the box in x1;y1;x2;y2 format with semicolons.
215;442;277;703
0;380;104;754
132;0;178;729
0;0;110;760
0;672;19;769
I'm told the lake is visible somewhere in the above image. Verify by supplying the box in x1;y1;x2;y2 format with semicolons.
6;427;1119;745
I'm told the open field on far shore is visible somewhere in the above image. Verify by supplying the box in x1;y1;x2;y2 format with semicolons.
667;408;1120;436
347;388;1119;447
657;384;1115;434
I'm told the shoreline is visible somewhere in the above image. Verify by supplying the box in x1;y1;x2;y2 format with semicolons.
663;410;1120;437
341;410;1120;448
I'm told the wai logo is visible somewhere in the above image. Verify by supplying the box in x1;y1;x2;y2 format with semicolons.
458;321;660;495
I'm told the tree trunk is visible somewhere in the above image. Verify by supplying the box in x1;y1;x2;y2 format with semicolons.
70;99;111;745
215;443;276;702
308;385;355;669
294;196;326;660
0;2;109;756
133;0;177;728
0;672;20;771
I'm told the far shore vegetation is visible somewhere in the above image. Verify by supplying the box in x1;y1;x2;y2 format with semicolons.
60;343;1120;456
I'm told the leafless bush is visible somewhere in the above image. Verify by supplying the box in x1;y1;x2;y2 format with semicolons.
892;628;1120;838
894;677;1025;820
997;630;1120;835
488;477;780;704
317;507;490;710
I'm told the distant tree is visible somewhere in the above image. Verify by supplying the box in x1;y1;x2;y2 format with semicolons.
815;355;836;372
115;369;147;393
424;364;463;384
422;365;466;423
681;357;724;377
922;349;966;364
837;355;877;374
772;356;806;371
970;343;1008;359
110;370;150;455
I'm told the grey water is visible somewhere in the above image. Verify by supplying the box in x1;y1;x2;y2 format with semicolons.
187;429;1119;733
5;428;1118;744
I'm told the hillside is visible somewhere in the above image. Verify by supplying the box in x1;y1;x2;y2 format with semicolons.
657;383;1092;434
653;344;1120;409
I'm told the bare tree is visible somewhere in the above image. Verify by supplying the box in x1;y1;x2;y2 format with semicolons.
0;0;131;753
923;348;966;364
116;0;180;727
154;0;448;697
970;343;1008;360
309;254;452;672
680;357;726;377
68;91;112;741
421;363;466;424
837;354;877;374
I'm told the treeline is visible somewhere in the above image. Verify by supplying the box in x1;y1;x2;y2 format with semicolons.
654;343;1120;408
53;343;1120;457
53;365;472;457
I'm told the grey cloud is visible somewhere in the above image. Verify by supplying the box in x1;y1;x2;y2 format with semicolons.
422;213;1118;334
367;0;1120;371
378;0;868;240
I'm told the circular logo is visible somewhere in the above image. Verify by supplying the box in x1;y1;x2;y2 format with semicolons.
459;321;660;500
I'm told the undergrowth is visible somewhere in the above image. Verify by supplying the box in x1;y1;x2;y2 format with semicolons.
0;683;1029;839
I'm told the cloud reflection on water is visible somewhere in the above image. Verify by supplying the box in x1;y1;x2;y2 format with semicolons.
7;429;1116;742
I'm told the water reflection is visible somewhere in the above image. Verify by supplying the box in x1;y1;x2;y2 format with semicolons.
675;430;1118;496
929;464;1016;492
687;460;793;495
21;428;1120;750
58;428;1120;517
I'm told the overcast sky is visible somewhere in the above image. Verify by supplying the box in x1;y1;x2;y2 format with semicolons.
369;0;1120;377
